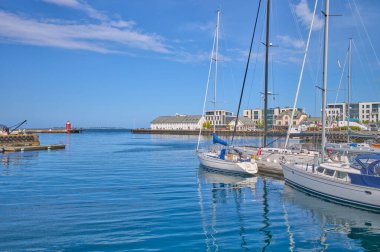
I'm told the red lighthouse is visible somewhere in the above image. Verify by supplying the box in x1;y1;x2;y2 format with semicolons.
66;121;71;130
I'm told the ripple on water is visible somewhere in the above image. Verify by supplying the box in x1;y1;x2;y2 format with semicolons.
0;131;379;251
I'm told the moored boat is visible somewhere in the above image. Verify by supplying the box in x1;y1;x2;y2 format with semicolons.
196;11;258;176
197;149;258;175
282;154;380;212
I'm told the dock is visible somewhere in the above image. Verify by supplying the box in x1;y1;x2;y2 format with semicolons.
0;133;65;153
24;128;83;134
131;129;380;142
3;144;65;152
0;134;40;146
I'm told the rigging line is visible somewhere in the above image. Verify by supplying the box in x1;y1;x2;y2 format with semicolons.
348;0;379;97
352;0;380;68
266;136;281;148
328;47;348;137
284;0;319;149
246;13;266;111
313;24;324;89
287;0;315;81
349;0;380;97
219;13;239;110
333;50;348;105
347;0;376;86
197;28;217;151
231;0;263;145
352;40;380;96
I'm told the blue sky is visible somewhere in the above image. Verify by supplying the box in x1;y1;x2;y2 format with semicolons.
0;0;380;128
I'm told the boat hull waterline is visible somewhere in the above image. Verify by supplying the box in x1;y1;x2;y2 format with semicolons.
282;164;380;212
197;152;258;175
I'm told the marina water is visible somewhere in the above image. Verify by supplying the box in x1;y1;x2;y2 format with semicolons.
0;130;379;251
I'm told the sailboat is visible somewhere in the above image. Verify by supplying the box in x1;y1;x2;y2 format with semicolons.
281;0;380;212
235;0;320;176
196;11;258;175
325;38;380;157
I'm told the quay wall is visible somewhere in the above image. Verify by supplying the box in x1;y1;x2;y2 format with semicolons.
0;134;40;147
131;129;380;142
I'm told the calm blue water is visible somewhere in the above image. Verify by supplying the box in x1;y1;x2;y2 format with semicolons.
0;130;379;251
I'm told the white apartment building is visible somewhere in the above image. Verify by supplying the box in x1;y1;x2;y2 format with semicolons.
327;102;380;122
244;109;263;123
205;110;234;127
150;115;205;130
243;107;305;128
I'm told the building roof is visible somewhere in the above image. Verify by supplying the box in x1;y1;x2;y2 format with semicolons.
227;117;255;126
276;110;306;120
304;117;321;122
151;115;203;124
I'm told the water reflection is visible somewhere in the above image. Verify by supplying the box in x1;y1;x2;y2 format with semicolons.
282;185;380;251
260;178;272;252
197;167;259;251
198;167;258;190
0;152;39;175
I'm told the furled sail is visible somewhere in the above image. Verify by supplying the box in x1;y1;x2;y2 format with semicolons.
212;132;228;146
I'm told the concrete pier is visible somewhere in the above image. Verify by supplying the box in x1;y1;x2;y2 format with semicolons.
24;128;83;134
0;133;65;153
131;129;380;143
3;144;65;152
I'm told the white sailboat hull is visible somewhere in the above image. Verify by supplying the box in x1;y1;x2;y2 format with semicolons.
237;147;318;175
282;163;380;211
197;152;258;175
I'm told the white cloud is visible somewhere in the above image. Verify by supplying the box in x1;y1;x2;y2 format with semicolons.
277;35;305;49
42;0;108;21
180;21;215;34
0;11;169;54
294;0;324;30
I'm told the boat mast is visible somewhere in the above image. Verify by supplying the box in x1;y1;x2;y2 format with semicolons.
196;18;217;151
284;0;318;149
347;38;352;144
263;0;270;147
213;10;220;134
321;0;329;161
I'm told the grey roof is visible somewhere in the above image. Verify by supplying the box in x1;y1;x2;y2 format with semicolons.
227;117;255;126
151;115;203;124
304;117;321;122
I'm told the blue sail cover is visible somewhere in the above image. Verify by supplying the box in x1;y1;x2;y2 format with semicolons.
348;173;380;189
349;154;380;189
212;132;228;146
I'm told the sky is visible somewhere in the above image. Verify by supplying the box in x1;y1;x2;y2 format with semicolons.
1;0;380;128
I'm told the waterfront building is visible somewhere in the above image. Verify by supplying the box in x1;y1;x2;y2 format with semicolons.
243;109;263;124
275;110;308;126
243;107;305;128
327;102;380;122
150;114;205;130
204;110;234;128
302;117;322;127
227;117;256;131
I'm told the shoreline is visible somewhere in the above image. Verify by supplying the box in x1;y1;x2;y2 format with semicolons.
131;128;380;142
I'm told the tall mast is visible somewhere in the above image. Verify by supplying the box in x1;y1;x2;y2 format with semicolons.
347;38;352;143
284;0;318;149
263;0;270;147
321;0;329;161
213;10;220;134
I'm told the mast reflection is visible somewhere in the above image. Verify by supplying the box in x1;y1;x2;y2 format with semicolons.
282;185;380;251
197;166;259;251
